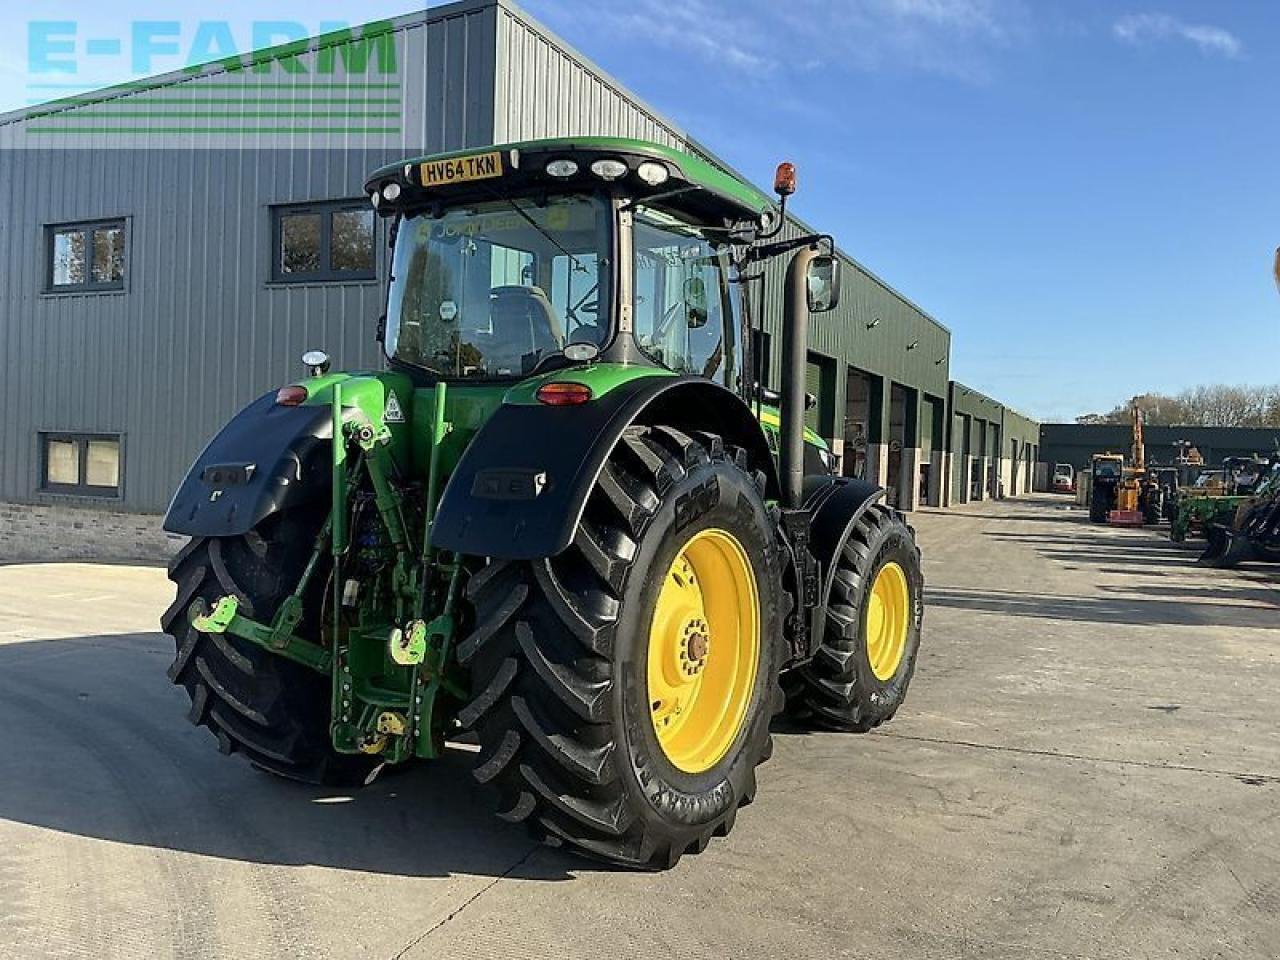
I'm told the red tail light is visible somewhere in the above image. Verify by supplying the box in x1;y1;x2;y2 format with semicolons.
276;385;309;406
535;382;592;406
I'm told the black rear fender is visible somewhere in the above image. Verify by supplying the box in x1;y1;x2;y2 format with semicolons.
430;377;778;560
163;391;333;537
799;476;889;655
804;477;888;604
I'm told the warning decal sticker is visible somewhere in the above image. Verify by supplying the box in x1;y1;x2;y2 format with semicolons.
384;390;405;423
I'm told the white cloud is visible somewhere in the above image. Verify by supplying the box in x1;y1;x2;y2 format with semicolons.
882;0;1008;37
528;0;1028;82
1113;13;1242;59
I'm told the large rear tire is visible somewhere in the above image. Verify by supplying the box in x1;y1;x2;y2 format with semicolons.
161;511;379;787
785;504;923;731
458;426;785;869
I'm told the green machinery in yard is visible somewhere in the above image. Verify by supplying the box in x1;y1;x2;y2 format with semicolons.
1199;458;1280;567
1170;494;1249;543
161;138;924;868
1169;457;1271;543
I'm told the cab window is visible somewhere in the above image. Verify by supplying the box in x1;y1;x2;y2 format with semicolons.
632;205;738;385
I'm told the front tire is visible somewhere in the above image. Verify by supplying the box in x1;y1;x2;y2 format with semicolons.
1089;496;1108;523
785;504;923;731
458;426;785;869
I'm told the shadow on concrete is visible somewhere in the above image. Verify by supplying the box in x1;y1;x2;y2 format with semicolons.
1037;552;1195;569
1101;582;1280;608
0;632;610;881
982;529;1208;572
983;531;1172;549
952;511;1086;525
925;585;1280;630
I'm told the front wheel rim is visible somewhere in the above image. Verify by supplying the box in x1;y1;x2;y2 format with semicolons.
647;528;760;775
865;561;910;681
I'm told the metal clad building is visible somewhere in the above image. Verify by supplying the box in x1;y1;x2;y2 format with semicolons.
0;0;1030;559
947;382;1040;504
0;2;502;517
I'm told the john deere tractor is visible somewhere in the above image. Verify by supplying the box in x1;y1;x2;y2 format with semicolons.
161;138;924;868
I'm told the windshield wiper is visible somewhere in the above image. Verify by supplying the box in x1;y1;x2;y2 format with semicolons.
619;184;700;212
484;189;590;275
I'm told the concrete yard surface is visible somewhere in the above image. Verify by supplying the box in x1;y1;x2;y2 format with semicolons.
1;495;1277;959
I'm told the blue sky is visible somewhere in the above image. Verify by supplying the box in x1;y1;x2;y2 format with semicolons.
3;1;1277;420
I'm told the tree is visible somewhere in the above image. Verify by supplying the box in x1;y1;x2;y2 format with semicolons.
1076;385;1280;428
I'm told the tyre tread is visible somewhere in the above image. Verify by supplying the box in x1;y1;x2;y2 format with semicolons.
162;529;377;788
460;427;783;868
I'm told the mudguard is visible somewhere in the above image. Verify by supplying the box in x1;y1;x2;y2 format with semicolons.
798;476;888;655
431;376;779;560
163;391;333;537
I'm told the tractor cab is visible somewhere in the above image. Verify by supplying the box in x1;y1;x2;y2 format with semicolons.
1091;454;1124;480
366;140;776;391
1221;456;1268;496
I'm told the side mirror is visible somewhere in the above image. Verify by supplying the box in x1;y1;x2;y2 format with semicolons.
806;255;841;313
684;276;708;328
375;314;387;343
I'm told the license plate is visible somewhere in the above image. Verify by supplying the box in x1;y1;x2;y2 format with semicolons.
419;151;503;187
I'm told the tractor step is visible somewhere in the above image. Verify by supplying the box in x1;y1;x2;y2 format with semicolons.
1107;509;1145;526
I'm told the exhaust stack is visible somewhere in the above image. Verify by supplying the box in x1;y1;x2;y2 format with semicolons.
780;244;818;510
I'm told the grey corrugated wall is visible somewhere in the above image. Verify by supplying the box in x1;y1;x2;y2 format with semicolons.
493;8;683;146
0;2;500;513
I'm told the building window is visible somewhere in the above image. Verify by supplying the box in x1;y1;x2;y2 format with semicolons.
40;433;121;497
46;219;127;292
272;201;375;282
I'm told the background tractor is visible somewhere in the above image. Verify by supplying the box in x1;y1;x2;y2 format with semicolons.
161;138;925;869
1088;453;1125;522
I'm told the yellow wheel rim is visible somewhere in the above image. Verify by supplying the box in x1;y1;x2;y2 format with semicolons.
647;528;760;774
866;561;910;681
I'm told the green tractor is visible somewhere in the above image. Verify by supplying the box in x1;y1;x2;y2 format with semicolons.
161;138;924;868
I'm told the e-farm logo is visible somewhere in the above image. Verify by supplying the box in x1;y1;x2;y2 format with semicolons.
22;19;402;139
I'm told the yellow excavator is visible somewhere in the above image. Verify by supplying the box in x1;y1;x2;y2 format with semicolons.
1106;401;1148;525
